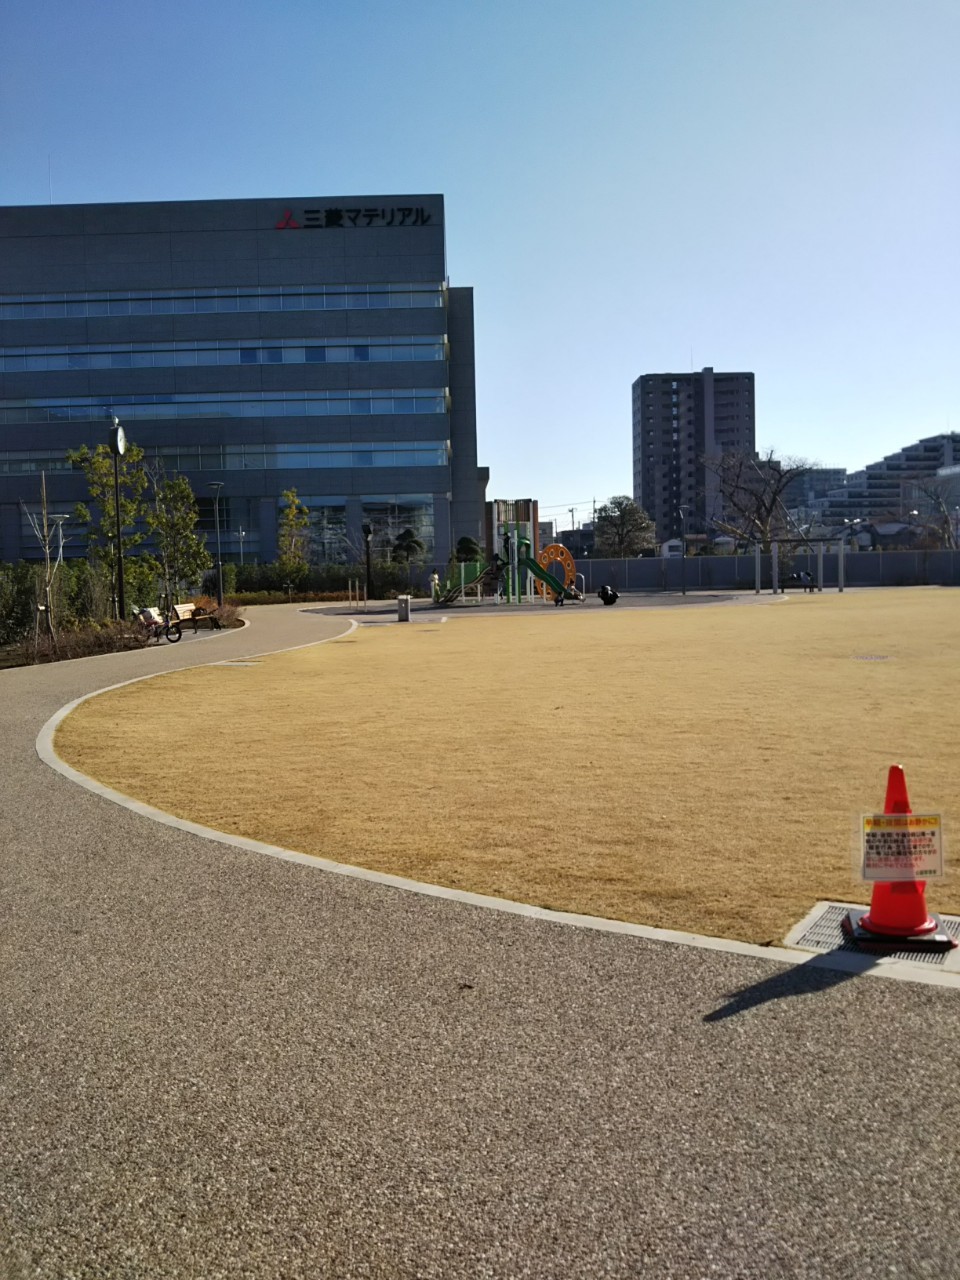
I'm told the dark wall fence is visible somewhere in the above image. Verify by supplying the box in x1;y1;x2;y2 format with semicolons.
578;550;960;593
417;550;960;595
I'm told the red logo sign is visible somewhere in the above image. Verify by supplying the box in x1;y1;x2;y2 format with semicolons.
275;210;301;229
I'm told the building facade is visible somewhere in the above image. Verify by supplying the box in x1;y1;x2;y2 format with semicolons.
632;367;755;542
0;196;487;565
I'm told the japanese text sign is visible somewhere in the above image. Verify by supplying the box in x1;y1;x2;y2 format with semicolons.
861;813;944;882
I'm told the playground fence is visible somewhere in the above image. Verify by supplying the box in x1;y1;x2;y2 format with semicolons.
418;549;960;596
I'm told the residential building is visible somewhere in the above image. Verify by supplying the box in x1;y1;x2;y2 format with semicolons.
0;196;487;565
632;367;755;542
810;435;960;526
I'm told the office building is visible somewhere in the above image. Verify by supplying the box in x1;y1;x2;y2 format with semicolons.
0;195;487;565
632;367;755;542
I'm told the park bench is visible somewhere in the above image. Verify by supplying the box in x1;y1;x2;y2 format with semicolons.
786;572;816;593
173;601;222;632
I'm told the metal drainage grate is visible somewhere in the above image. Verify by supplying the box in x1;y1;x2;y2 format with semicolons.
788;902;960;967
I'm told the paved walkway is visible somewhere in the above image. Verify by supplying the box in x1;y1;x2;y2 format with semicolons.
2;606;959;1279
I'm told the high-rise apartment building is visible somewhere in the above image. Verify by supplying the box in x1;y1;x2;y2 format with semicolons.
0;195;487;565
632;367;755;542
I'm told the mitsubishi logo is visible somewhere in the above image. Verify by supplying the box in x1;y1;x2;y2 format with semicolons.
275;210;300;229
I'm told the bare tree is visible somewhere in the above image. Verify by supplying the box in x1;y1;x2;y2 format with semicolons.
903;474;958;549
20;472;67;651
704;450;812;551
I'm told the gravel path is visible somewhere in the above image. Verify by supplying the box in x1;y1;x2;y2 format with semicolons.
2;605;959;1279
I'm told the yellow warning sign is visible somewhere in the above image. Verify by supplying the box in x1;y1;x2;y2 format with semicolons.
861;813;944;882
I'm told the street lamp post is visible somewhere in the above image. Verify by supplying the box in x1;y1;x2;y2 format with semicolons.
838;518;861;593
108;415;127;621
237;526;246;566
208;482;224;606
678;505;688;595
361;522;374;601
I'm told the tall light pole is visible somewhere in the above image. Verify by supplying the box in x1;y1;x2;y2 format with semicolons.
237;525;246;566
678;505;688;595
208;482;224;606
108;415;127;620
361;522;374;601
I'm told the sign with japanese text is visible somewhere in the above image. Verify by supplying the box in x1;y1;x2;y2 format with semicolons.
861;813;944;882
275;206;435;230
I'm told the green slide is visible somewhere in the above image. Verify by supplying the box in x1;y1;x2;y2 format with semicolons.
517;556;583;602
438;561;498;604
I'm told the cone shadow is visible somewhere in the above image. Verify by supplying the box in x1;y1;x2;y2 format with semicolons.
703;950;880;1023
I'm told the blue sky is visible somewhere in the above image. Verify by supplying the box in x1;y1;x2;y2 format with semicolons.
2;0;957;529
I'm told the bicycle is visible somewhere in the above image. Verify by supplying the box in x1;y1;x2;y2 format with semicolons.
135;606;183;644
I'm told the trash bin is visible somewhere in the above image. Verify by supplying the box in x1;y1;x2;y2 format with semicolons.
397;594;411;622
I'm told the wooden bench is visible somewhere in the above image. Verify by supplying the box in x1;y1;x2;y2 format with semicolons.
173;602;222;632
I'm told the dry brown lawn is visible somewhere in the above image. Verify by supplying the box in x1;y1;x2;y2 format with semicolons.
55;588;960;944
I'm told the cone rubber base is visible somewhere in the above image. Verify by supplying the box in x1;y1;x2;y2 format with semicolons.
843;909;957;952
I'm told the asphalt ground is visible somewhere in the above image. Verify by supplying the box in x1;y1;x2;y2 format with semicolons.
2;602;959;1279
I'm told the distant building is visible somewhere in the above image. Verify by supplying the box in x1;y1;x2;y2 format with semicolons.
0;194;487;565
632;367;755;543
811;435;960;525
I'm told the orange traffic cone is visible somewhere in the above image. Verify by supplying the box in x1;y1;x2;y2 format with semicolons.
857;765;938;937
844;764;957;950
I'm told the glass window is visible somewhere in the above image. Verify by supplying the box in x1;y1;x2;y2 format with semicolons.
108;301;130;316
304;347;326;363
238;348;258;365
353;345;370;361
195;349;219;366
65;302;86;318
261;348;283;364
194;297;217;313
280;295;303;311
237;295;259;312
151;297;173;314
326;346;349;362
110;353;132;368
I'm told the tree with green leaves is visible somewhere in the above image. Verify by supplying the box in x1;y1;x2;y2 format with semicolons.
67;439;155;613
392;527;426;563
277;488;311;585
594;496;656;557
147;470;212;606
456;535;484;563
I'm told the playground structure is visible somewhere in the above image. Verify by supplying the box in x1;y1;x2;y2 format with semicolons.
436;523;585;607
